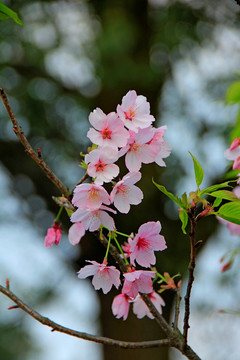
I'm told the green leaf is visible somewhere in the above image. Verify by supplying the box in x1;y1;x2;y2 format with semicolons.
179;210;188;234
153;179;183;208
0;1;23;25
210;190;240;202
226;81;240;104
181;192;188;208
189;152;204;188
200;181;232;196
218;202;240;225
212;197;222;208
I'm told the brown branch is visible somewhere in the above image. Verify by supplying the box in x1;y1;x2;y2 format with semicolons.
0;284;170;349
0;88;70;198
183;212;197;350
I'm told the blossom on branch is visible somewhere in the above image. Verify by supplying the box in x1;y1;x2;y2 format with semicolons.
71;205;116;231
72;183;110;211
133;291;165;319
87;108;129;150
110;172;143;213
78;260;121;294
122;269;155;298
112;293;131;320
117;90;155;132
130;221;167;268
85;147;119;185
44;222;61;247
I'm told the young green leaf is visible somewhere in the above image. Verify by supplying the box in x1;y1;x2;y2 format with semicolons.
0;1;23;25
179;210;188;234
152;179;183;208
212;197;222;208
189;152;204;188
218;202;240;225
200;181;232;196
210;190;240;202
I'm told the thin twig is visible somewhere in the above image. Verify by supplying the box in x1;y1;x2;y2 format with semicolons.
0;284;170;349
0;88;70;198
173;290;182;330
183;212;197;350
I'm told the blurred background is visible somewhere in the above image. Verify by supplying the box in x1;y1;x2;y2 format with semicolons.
1;0;240;359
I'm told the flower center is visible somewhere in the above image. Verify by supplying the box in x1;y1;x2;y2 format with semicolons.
87;188;101;204
95;160;106;172
101;127;112;139
124;108;135;121
136;237;149;250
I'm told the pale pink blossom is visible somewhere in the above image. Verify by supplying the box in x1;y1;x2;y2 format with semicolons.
78;260;121;294
71;206;116;231
85;148;119;185
72;183;110;211
112;293;131;320
68;222;85;245
117;90;155;132
133;291;165;319
121;234;134;259
147;126;172;166
110;172;143;213
224;138;240;162
119;127;156;172
122;269;155;298
130;221;167;268
87;108;129;150
44;222;61;247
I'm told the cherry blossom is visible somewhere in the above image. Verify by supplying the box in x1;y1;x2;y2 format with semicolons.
121;234;134;259
133;291;165;319
110;172;143;213
70;205;116;231
117;90;155;132
112;293;131;320
85;147;119;185
87;108;129;150
147;126;172;167
122;269;155;298
119;127;156;172
72;183;110;211
68;222;85;245
130;221;167;268
44;222;61;247
224;138;240;165
78;260;121;294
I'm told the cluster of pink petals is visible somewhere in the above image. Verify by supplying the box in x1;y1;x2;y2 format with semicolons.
122;269;155;298
117;90;155;132
78;260;121;294
87;108;129;150
71;206;116;232
85;148;119;185
110;172;143;213
44;222;61;247
133;291;165;319
72;183;110;210
130;221;167;268
112;293;131;320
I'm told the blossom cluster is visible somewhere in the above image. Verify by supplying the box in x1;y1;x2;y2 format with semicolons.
45;90;171;320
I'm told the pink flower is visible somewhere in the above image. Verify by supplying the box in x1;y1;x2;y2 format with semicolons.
147;126;172;167
87;108;129;150
78;260;121;294
68;222;85;245
85;148;119;185
122;234;134;259
119;127;156;172
44;222;62;247
117;90;155;132
224;138;240;164
72;183;110;211
110;172;143;213
71;205;116;231
133;291;165;319
122;269;155;298
130;221;167;268
112;293;131;320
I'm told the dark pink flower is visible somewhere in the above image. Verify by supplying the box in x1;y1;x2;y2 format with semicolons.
112;293;131;320
78;260;121;294
130;221;167;268
44;222;61;247
122;269;155;298
133;291;165;319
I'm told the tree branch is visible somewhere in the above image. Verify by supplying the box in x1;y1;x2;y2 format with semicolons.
0;88;70;198
0;283;170;349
